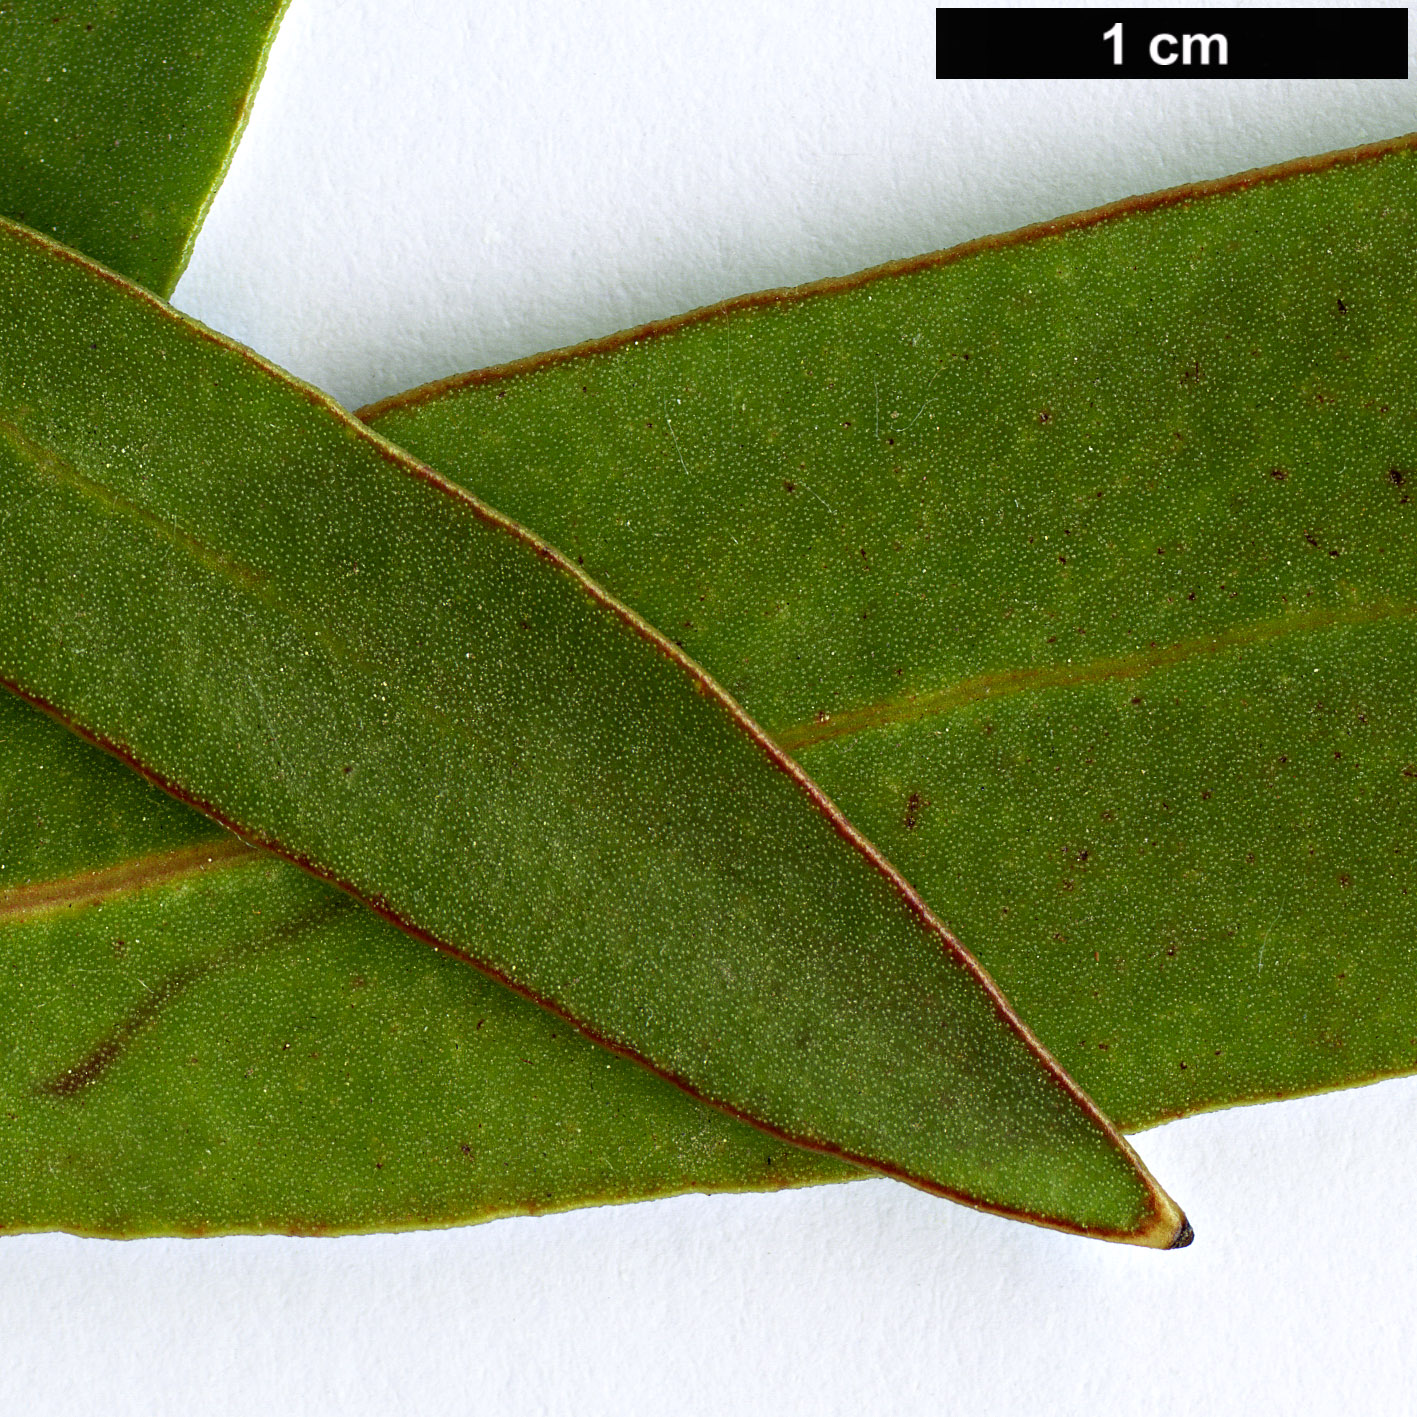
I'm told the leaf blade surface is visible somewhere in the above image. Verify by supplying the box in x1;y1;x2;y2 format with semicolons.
0;726;855;1238
0;0;289;296
362;134;1417;1133
0;218;1179;1243
0;8;857;1237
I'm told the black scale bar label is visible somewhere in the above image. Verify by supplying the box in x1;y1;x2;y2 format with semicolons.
937;8;1410;78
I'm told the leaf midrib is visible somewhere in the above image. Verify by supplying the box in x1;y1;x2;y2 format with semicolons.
775;601;1413;754
12;598;1403;918
0;837;255;923
0;412;480;754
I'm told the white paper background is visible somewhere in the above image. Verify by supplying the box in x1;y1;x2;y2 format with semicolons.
5;2;1417;1412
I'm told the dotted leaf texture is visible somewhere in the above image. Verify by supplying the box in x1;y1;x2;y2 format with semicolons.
364;133;1417;1136
0;0;862;1242
0;0;289;299
0;215;1182;1245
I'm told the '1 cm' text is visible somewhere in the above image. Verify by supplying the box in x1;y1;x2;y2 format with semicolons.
1102;22;1229;67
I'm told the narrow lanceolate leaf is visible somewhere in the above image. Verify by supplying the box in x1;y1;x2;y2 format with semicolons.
0;522;856;1239
0;0;289;296
0;0;852;1237
363;134;1417;1134
0;218;1183;1245
0;700;853;1237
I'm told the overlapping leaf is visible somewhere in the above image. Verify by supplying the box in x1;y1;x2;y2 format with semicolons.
0;703;857;1236
0;0;862;1239
0;217;1181;1243
3;0;1403;1241
364;135;1417;1133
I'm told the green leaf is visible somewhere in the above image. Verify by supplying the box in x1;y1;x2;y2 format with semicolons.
0;557;859;1237
362;134;1417;1135
0;217;1180;1244
0;0;289;297
0;700;854;1237
0;0;855;1239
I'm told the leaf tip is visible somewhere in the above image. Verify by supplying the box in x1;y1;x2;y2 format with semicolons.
1126;1188;1193;1250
